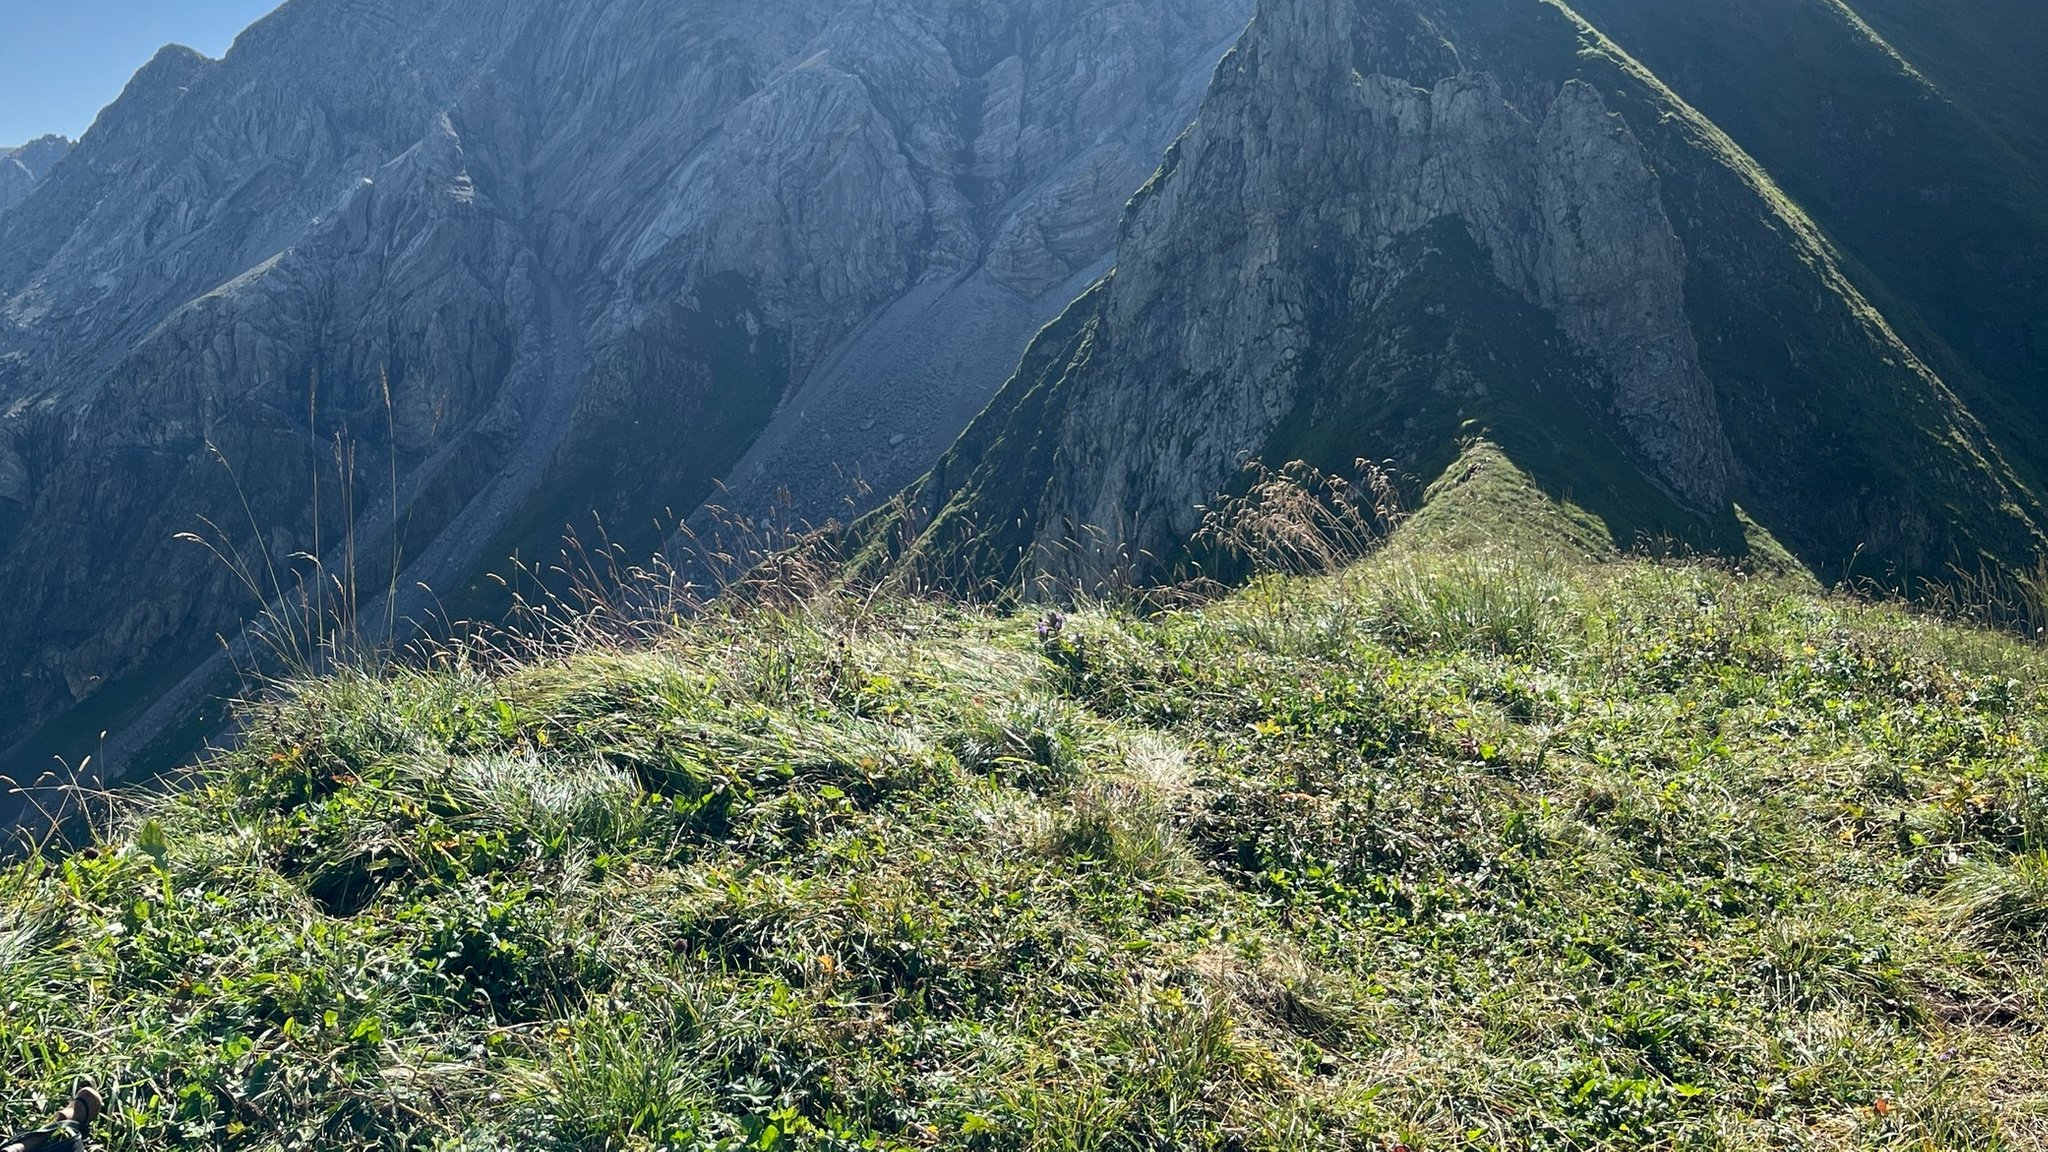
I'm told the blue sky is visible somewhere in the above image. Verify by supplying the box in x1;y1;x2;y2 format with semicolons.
1;0;284;146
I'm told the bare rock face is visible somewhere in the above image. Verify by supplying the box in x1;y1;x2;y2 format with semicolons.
892;0;2045;594
0;0;1252;786
0;135;69;214
1081;57;1730;546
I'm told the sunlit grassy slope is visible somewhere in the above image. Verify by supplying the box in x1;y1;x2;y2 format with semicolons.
6;455;2048;1150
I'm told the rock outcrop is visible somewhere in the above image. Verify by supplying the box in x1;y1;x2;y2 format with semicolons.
888;0;2046;594
0;0;1252;792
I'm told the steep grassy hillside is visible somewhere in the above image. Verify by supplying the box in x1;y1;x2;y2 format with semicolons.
7;467;2048;1149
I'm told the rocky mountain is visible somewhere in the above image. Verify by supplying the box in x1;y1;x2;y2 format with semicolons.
882;0;2048;596
0;0;1252;797
0;136;69;213
1562;0;2048;488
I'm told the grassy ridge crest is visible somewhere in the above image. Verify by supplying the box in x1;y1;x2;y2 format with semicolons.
5;466;2048;1148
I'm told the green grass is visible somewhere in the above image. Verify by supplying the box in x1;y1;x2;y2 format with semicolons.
8;528;2048;1149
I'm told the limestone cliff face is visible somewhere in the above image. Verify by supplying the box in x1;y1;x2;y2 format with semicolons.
896;0;2045;593
0;136;68;214
0;0;1251;775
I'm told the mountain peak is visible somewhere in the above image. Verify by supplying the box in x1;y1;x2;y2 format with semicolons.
123;42;218;99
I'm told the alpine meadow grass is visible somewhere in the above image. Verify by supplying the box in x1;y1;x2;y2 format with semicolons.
7;477;2048;1148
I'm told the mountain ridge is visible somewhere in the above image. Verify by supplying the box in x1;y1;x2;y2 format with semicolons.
6;0;2048;810
869;0;2048;599
0;0;1252;798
